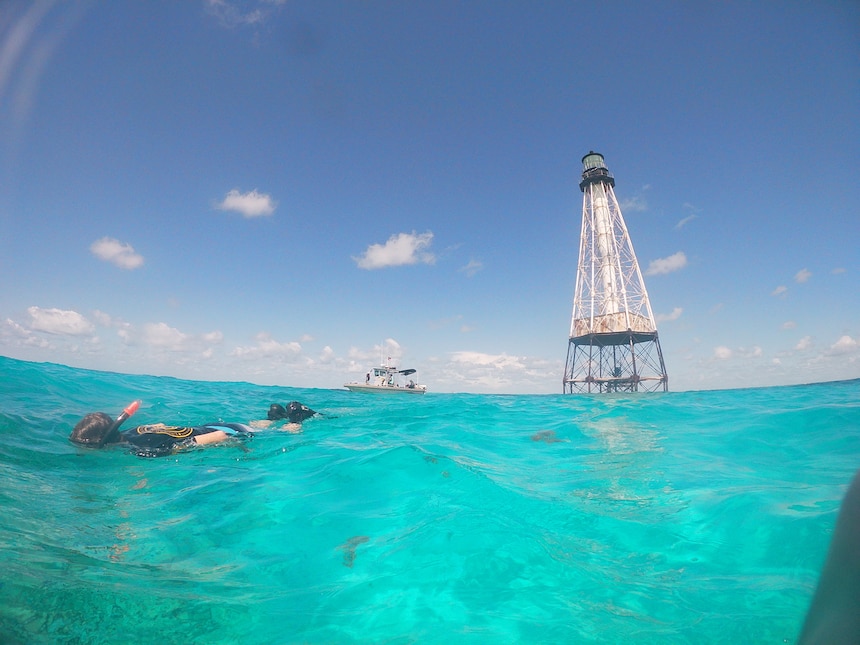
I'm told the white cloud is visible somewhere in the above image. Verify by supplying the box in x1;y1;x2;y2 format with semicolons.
675;204;700;230
202;330;224;344
782;321;796;329
619;195;647;212
828;335;858;355
832;267;846;274
439;350;554;391
674;214;697;230
459;259;483;277
231;332;302;360
2;317;49;347
354;231;435;269
713;346;733;360
142;322;188;350
795;336;812;351
216;189;276;218
27;306;94;335
772;285;788;297
109;320;220;359
380;338;402;362
92;310;113;327
205;0;265;27
319;345;335;363
450;351;525;370
795;268;812;284
656;307;683;323
90;237;144;269
645;251;687;276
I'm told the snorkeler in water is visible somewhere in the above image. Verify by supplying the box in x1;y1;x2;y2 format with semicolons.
69;400;317;457
266;401;317;424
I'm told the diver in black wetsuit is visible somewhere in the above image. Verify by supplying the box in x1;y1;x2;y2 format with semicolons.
69;401;317;457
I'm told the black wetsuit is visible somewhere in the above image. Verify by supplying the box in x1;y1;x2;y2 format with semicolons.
120;423;253;458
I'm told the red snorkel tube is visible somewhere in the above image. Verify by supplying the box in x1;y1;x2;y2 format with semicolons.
98;400;141;447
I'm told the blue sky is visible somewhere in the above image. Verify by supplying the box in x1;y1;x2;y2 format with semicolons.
1;0;857;393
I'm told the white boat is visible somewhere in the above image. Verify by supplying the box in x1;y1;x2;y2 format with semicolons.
344;364;427;394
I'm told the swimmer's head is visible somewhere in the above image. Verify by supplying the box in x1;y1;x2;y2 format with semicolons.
267;403;288;421
287;401;316;424
70;412;120;447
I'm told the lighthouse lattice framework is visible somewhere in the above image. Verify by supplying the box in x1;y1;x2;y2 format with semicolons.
563;152;668;393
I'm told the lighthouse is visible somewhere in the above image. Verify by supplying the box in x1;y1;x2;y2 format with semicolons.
563;152;668;393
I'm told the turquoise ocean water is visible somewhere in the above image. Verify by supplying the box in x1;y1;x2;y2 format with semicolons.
1;355;858;644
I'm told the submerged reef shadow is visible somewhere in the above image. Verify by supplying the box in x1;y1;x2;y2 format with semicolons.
337;535;370;568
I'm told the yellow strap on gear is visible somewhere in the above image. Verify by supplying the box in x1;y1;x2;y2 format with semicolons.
134;424;194;439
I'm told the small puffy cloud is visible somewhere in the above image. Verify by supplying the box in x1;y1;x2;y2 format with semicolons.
828;335;858;355
319;345;335;363
459;259;483;277
231;332;302;360
656;307;683;323
742;346;763;358
201;330;224;344
90;237;144;269
619;195;648;212
713;346;733;360
794;268;812;284
142;322;188;350
354;231;435;270
832;267;846;275
782;321;796;329
645;251;687;276
795;336;812;351
216;189;276;218
27;306;94;335
380;338;402;360
772;285;788;297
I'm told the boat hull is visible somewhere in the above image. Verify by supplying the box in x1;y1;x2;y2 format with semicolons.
344;383;427;394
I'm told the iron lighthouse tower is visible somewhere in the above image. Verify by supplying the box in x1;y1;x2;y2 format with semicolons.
563;152;668;393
